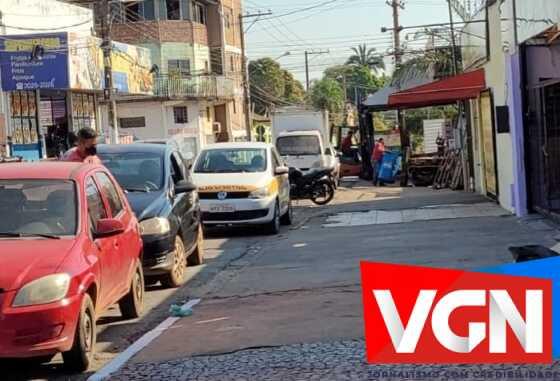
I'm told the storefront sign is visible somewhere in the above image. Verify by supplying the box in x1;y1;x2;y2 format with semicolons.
0;33;69;91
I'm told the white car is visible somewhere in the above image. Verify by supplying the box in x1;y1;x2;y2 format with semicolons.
192;143;292;234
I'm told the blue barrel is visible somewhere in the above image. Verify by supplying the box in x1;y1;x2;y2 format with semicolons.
378;151;400;183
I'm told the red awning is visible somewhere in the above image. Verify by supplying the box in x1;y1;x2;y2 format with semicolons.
388;69;486;109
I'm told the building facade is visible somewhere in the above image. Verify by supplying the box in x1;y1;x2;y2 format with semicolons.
79;0;248;159
461;0;560;219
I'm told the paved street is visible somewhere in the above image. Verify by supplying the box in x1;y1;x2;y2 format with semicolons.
4;182;559;380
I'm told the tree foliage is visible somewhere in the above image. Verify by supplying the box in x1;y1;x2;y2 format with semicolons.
324;65;384;105
309;78;345;117
249;58;305;115
346;44;386;74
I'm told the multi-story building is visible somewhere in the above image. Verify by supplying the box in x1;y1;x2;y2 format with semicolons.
71;0;248;160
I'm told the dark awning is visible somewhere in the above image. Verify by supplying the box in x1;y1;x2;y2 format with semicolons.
388;69;486;109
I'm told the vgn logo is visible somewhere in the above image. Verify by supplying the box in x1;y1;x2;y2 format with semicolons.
360;262;552;364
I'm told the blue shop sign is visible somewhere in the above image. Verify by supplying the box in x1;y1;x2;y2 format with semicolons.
0;33;69;91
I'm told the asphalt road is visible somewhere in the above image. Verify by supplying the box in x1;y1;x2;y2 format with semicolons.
3;184;559;380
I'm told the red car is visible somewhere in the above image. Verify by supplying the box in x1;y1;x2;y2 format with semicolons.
0;162;144;371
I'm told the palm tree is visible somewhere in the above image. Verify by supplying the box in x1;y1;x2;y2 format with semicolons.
391;48;455;88
346;44;385;74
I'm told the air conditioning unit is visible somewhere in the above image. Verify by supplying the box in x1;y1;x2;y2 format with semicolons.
213;122;222;133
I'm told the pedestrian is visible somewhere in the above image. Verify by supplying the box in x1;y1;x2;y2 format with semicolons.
62;127;101;164
341;130;353;156
371;138;385;186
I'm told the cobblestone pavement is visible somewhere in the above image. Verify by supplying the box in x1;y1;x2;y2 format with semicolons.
111;340;560;381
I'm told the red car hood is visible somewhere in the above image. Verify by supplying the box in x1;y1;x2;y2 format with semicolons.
0;239;77;291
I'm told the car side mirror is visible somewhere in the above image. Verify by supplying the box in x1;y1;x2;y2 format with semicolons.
275;166;289;175
336;152;343;158
94;218;125;239
175;179;197;194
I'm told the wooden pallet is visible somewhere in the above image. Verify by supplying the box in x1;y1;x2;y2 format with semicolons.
434;150;463;190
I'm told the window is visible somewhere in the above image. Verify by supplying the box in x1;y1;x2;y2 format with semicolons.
230;56;235;72
98;152;164;192
120;117;146;129
0;180;77;236
277;136;321;156
86;178;108;233
204;60;209;73
170;153;186;184
174;106;189;124
206;107;211;121
95;172;124;217
225;9;232;29
168;59;190;76
125;2;142;21
233;101;237;114
166;0;181;20
194;148;268;173
272;149;283;167
193;2;207;25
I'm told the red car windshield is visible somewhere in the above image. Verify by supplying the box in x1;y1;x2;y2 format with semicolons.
0;180;77;237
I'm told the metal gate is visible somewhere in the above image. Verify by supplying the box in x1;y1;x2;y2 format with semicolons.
525;81;560;213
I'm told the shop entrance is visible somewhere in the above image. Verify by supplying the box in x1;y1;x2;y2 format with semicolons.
525;81;560;214
40;91;69;158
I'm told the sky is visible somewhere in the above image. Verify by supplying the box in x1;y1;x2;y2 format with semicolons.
244;0;453;84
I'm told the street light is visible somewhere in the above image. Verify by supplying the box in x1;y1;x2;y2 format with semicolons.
274;51;291;61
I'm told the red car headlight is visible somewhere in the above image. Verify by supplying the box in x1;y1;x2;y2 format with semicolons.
12;274;71;307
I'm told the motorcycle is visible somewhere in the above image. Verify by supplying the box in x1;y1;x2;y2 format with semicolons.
289;167;336;205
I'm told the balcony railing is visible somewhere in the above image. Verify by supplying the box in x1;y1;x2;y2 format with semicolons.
154;75;235;99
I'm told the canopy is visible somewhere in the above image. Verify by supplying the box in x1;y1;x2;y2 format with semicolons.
388;69;486;109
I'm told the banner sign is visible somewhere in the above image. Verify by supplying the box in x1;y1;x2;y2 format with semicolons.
361;261;553;364
0;33;69;91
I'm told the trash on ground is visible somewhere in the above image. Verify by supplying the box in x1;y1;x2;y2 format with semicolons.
169;304;194;317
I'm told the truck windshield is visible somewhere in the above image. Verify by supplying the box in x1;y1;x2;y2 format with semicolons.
277;136;321;156
195;148;268;173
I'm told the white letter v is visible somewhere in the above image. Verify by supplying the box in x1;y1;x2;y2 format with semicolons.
373;290;437;353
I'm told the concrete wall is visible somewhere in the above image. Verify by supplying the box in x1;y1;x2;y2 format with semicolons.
485;3;514;212
115;100;207;158
469;3;515;213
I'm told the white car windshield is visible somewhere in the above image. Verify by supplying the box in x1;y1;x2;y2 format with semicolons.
195;148;267;173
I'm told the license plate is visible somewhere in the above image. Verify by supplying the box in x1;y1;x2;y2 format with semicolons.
209;204;235;213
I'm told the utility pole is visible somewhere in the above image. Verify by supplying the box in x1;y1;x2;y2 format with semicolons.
100;0;118;144
390;0;403;66
388;0;409;186
304;50;329;91
240;11;272;142
447;0;458;75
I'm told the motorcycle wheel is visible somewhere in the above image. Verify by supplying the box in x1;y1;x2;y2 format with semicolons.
310;180;335;205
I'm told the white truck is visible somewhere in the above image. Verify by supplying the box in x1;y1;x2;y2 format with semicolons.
271;107;339;181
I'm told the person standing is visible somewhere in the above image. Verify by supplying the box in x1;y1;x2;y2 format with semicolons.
341;130;353;155
371;138;385;186
62;127;101;164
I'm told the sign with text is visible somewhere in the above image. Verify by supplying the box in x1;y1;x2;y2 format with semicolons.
361;262;552;364
0;33;69;91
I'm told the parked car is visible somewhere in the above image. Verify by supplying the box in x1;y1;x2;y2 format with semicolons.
135;138;196;165
0;162;144;371
97;144;203;288
192;142;292;234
